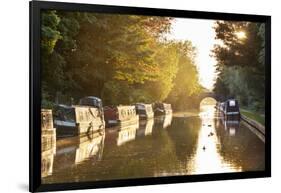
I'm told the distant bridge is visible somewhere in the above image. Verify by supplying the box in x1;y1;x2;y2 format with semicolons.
195;91;224;107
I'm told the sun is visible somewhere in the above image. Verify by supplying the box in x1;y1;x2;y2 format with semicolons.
235;31;246;40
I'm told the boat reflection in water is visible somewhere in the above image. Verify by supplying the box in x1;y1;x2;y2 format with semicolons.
223;119;240;136
53;132;105;172
105;122;139;146
75;133;105;164
137;119;154;137
42;143;56;178
41;109;56;178
154;114;173;130
41;129;56;178
162;114;173;129
188;105;242;174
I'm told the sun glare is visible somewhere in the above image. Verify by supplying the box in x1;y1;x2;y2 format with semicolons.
169;19;217;90
235;31;246;40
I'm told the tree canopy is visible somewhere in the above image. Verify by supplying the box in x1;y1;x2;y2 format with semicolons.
41;10;202;109
212;21;265;112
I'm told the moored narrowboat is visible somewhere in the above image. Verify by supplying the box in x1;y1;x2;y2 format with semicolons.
53;104;105;137
223;99;240;120
103;105;139;127
153;103;173;116
79;96;103;109
135;103;154;119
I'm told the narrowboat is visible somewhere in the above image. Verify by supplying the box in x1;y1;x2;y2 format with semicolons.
53;104;105;137
153;103;173;116
79;96;103;109
223;99;240;120
103;105;139;127
134;103;154;119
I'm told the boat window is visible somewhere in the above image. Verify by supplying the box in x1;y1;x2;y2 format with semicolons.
229;100;236;107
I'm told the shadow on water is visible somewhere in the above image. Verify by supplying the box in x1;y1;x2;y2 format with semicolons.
42;106;265;184
215;117;265;171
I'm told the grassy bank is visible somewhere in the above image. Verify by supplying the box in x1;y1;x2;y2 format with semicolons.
240;109;265;126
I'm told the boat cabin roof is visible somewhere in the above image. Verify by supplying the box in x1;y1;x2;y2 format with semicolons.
81;96;102;101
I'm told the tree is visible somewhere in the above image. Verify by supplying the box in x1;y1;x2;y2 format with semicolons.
212;21;265;111
166;41;202;110
41;11;202;110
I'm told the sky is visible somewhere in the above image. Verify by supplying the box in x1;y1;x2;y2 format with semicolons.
169;18;218;90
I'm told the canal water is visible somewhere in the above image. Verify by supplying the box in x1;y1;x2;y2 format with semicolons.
42;105;265;184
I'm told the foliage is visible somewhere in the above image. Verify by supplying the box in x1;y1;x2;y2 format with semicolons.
41;11;202;109
166;41;202;110
212;21;265;112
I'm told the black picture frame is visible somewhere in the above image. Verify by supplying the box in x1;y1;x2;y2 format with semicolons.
29;1;271;192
